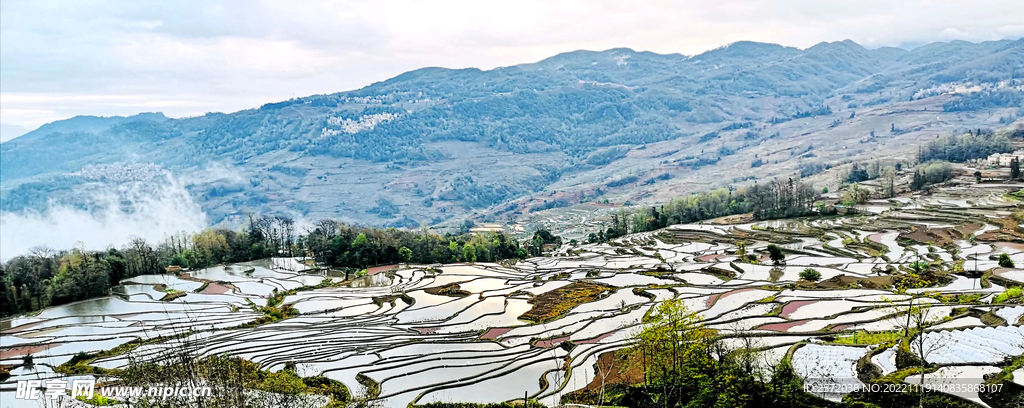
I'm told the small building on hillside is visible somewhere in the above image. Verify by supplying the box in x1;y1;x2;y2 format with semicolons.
988;151;1024;167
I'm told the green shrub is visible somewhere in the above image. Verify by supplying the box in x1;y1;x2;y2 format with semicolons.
76;394;119;406
994;287;1022;303
799;268;822;282
767;244;786;265
999;253;1015;268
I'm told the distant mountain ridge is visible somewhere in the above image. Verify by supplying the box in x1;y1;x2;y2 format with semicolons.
16;112;169;142
2;39;1022;228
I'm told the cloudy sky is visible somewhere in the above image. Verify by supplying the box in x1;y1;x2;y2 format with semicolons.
1;0;1022;140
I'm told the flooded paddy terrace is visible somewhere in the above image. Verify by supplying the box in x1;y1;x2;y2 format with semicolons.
3;185;1024;406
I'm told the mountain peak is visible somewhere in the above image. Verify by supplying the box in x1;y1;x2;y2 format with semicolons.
691;41;797;62
17;112;169;141
807;39;867;51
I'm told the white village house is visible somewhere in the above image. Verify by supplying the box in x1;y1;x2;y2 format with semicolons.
988;151;1024;167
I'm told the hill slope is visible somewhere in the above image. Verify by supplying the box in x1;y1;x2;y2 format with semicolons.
2;39;1023;228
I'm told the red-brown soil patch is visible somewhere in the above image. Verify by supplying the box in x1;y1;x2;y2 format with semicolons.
200;282;231;294
992;268;1024;284
576;330;619;344
697;254;724;262
1;343;59;359
2;320;44;333
956;223;983;237
780;300;817;318
899;226;962;246
367;265;398;275
994;242;1024;252
756;320;808;332
480;327;512;340
706;287;758;308
414;327;439;334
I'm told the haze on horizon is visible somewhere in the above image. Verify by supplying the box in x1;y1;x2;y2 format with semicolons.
1;0;1023;141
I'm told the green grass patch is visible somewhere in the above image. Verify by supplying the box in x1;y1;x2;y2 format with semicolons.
994;286;1022;303
159;290;186;301
76;394;120;406
520;282;614;323
930;292;984;304
831;330;903;345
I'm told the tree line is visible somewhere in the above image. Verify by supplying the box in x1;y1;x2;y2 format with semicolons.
300;219;530;269
589;178;817;242
1;240;164;317
917;130;1012;163
0;216;534;318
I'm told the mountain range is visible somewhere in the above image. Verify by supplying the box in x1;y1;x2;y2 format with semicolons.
2;39;1022;230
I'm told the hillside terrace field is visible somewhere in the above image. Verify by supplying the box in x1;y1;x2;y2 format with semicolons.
2;181;1024;407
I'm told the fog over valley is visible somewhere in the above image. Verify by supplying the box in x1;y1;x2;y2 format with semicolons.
0;173;208;259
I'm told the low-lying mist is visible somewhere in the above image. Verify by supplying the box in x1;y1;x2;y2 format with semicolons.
0;174;208;260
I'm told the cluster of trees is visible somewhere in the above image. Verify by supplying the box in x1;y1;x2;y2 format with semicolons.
917;131;1011;163
301;219;528;268
1;240;165;317
845;160;901;184
528;229;563;256
910;162;954;190
589;178;817;242
844;160;901;198
0;216;534;317
168;215;533;273
798;161;831;178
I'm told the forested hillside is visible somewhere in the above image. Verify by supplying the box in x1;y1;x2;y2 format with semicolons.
2;39;1023;229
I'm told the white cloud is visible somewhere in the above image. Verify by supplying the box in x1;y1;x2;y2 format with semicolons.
0;0;1021;130
0;174;208;260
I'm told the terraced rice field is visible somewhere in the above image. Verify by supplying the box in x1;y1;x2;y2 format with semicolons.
2;184;1024;407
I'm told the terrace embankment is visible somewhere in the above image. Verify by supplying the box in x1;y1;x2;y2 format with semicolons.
798;274;894;289
562;350;644;400
424;282;471;297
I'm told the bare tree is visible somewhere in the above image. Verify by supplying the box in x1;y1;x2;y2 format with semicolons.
882;166;897;198
595;351;616;407
886;296;948;408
